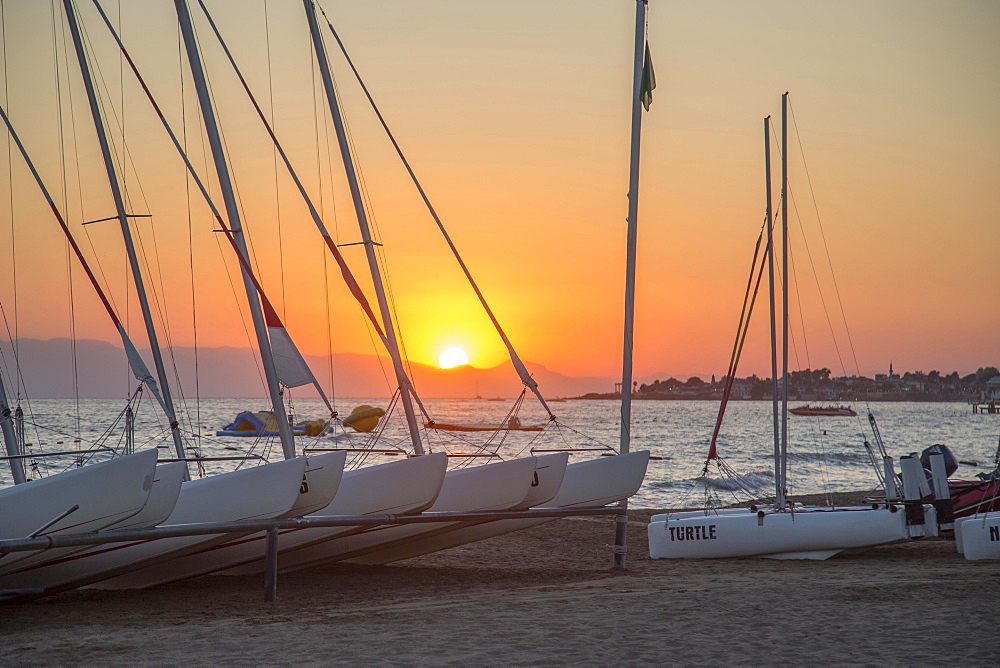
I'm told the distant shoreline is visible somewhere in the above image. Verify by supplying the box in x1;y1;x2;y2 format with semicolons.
570;394;978;403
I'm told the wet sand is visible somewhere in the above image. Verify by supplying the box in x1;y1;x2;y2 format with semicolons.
3;496;998;665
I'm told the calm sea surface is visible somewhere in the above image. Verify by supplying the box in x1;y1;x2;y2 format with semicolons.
3;397;997;510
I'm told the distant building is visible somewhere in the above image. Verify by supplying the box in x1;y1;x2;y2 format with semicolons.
985;376;1000;401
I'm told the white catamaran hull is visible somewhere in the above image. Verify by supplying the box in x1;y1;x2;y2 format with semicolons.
218;452;449;577
0;457;307;594
648;506;913;560
90;451;348;589
0;460;187;579
279;456;540;571
954;512;1000;560
346;451;650;566
0;449;159;575
510;453;569;510
343;452;568;566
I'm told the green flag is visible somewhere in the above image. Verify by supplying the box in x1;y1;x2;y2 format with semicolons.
641;42;656;111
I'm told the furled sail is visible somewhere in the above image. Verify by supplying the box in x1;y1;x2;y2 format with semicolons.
262;299;314;390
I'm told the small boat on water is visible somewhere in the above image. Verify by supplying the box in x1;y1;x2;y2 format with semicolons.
424;415;543;433
789;405;857;417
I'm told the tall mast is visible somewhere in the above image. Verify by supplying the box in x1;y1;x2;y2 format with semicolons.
764;115;782;508
0;369;26;484
620;0;647;458
614;0;648;570
301;0;424;454
780;92;790;502
62;0;187;463
173;0;296;459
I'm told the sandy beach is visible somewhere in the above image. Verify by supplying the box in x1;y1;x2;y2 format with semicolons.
3;495;998;665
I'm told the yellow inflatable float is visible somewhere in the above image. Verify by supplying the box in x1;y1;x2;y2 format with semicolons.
342;405;385;433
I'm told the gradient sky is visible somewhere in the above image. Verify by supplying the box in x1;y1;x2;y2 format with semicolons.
0;0;997;394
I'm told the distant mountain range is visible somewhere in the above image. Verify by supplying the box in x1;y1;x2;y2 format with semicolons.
0;338;621;399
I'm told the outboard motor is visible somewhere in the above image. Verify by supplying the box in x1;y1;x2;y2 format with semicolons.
919;444;958;477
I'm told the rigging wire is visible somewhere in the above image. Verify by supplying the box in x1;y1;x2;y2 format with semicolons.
178;23;205;476
52;1;82;459
263;0;287;319
0;0;17;402
783;101;880;492
311;23;432;436
789;99;865;383
706;216;770;469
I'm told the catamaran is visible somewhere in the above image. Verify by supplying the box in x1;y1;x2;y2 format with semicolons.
648;94;928;560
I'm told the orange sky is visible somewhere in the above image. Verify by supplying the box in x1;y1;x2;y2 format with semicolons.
0;0;997;394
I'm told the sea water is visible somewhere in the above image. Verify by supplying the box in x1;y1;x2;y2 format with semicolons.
2;397;997;510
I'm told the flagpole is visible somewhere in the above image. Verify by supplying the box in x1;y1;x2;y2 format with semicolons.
615;0;649;569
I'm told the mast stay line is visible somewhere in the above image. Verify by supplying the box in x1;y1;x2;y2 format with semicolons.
706;220;770;464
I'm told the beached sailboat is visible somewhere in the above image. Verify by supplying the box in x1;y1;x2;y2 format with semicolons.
335;0;655;571
941;439;1000;560
212;452;450;578
0;448;162;575
931;436;1000;520
648;95;921;560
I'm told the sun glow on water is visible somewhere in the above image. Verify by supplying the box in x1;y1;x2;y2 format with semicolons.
438;347;469;369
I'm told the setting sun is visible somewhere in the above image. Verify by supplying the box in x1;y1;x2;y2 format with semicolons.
438;347;470;369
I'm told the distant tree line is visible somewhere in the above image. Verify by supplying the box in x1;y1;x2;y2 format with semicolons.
630;366;1000;401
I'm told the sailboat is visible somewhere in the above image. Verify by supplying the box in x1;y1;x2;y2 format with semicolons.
648;94;923;560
